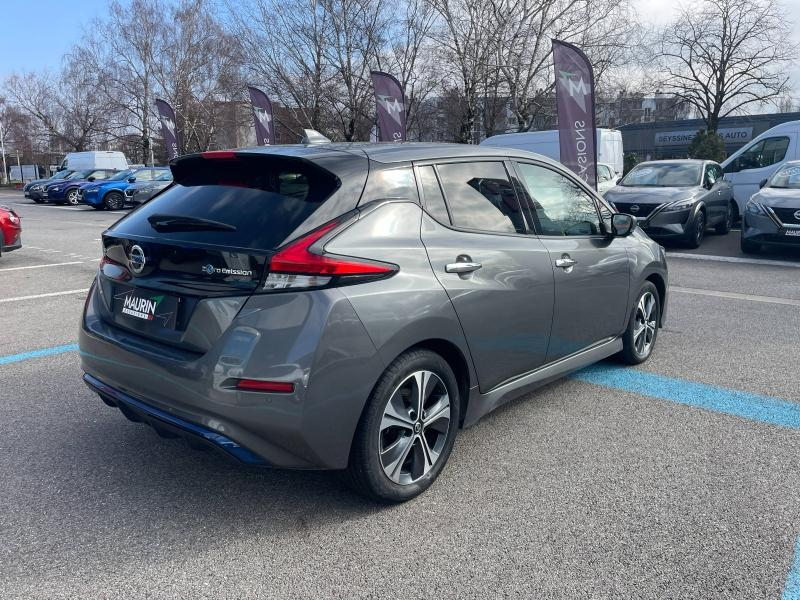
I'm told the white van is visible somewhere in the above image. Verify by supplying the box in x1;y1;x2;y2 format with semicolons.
480;128;624;175
59;151;129;172
722;120;800;218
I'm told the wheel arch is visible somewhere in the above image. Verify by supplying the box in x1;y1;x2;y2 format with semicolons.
644;272;667;324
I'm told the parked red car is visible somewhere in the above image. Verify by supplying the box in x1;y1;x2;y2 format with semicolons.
0;205;22;258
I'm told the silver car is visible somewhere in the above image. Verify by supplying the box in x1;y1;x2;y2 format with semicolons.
604;159;735;248
124;169;174;206
79;143;668;502
741;160;800;253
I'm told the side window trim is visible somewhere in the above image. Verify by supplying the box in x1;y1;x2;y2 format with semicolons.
413;164;453;225
509;159;607;238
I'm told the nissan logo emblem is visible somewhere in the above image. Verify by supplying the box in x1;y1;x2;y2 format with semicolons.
794;209;800;221
129;244;146;274
630;205;640;214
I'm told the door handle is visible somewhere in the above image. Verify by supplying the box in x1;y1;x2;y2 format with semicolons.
555;256;577;270
446;261;482;274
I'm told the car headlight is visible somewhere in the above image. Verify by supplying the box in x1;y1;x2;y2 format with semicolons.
746;200;767;216
31;184;41;191
660;199;695;212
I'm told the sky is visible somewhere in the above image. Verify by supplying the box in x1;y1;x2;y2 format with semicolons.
0;0;108;80
2;0;800;89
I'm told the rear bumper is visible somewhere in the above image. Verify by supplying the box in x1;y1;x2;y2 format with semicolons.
83;373;266;464
79;278;384;470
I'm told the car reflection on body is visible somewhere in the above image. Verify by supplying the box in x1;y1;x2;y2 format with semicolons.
604;159;735;248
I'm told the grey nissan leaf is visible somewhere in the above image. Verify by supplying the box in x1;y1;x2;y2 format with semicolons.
79;143;668;502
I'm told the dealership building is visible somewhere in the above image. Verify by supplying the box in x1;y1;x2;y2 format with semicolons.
618;112;800;162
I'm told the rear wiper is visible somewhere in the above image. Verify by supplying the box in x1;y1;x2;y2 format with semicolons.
147;214;237;232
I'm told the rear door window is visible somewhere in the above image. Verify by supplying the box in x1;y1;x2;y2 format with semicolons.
111;156;339;251
436;161;525;234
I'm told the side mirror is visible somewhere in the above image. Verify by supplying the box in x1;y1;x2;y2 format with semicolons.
610;213;636;237
127;176;136;183
759;178;768;189
87;176;96;182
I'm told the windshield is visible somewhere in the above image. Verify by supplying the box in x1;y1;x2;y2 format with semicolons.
621;163;702;187
51;170;72;180
108;170;135;181
67;170;93;180
767;163;800;189
155;171;173;181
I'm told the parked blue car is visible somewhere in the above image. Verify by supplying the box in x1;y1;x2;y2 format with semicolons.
44;169;118;205
24;169;75;203
79;167;171;210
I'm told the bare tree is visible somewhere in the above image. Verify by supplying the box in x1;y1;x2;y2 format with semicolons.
427;0;500;143
659;0;797;132
4;65;110;152
75;0;165;164
228;0;337;137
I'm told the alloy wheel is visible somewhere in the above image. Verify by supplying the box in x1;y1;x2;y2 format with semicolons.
378;370;451;486
695;212;705;245
106;192;124;210
66;190;79;205
633;291;657;357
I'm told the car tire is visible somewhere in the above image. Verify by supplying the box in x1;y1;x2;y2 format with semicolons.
346;349;460;503
65;189;80;205
684;209;705;248
714;202;734;235
104;191;124;210
620;281;660;365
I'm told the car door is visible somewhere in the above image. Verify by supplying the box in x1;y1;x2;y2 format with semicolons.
510;160;630;363
417;161;555;393
724;135;793;214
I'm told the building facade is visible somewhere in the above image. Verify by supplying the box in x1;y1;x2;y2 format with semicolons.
619;112;800;162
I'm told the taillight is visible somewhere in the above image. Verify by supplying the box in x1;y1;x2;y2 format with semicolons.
99;255;130;281
262;217;397;291
236;379;294;393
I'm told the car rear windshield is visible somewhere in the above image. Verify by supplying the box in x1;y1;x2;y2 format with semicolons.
110;155;340;251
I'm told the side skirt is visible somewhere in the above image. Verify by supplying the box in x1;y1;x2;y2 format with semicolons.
462;337;623;427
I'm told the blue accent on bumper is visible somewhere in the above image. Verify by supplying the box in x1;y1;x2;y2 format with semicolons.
82;373;266;464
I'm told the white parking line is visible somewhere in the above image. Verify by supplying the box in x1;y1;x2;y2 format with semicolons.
11;202;87;211
0;261;84;272
671;286;800;307
668;252;800;268
0;289;90;304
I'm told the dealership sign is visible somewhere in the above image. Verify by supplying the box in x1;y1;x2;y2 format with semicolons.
654;128;753;147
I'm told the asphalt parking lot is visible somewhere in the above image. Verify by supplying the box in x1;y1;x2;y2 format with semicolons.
1;190;799;599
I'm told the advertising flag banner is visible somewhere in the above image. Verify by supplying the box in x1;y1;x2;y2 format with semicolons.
247;86;275;145
370;71;407;142
155;99;180;160
552;40;597;189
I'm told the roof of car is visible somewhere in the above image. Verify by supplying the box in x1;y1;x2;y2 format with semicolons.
227;142;562;169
